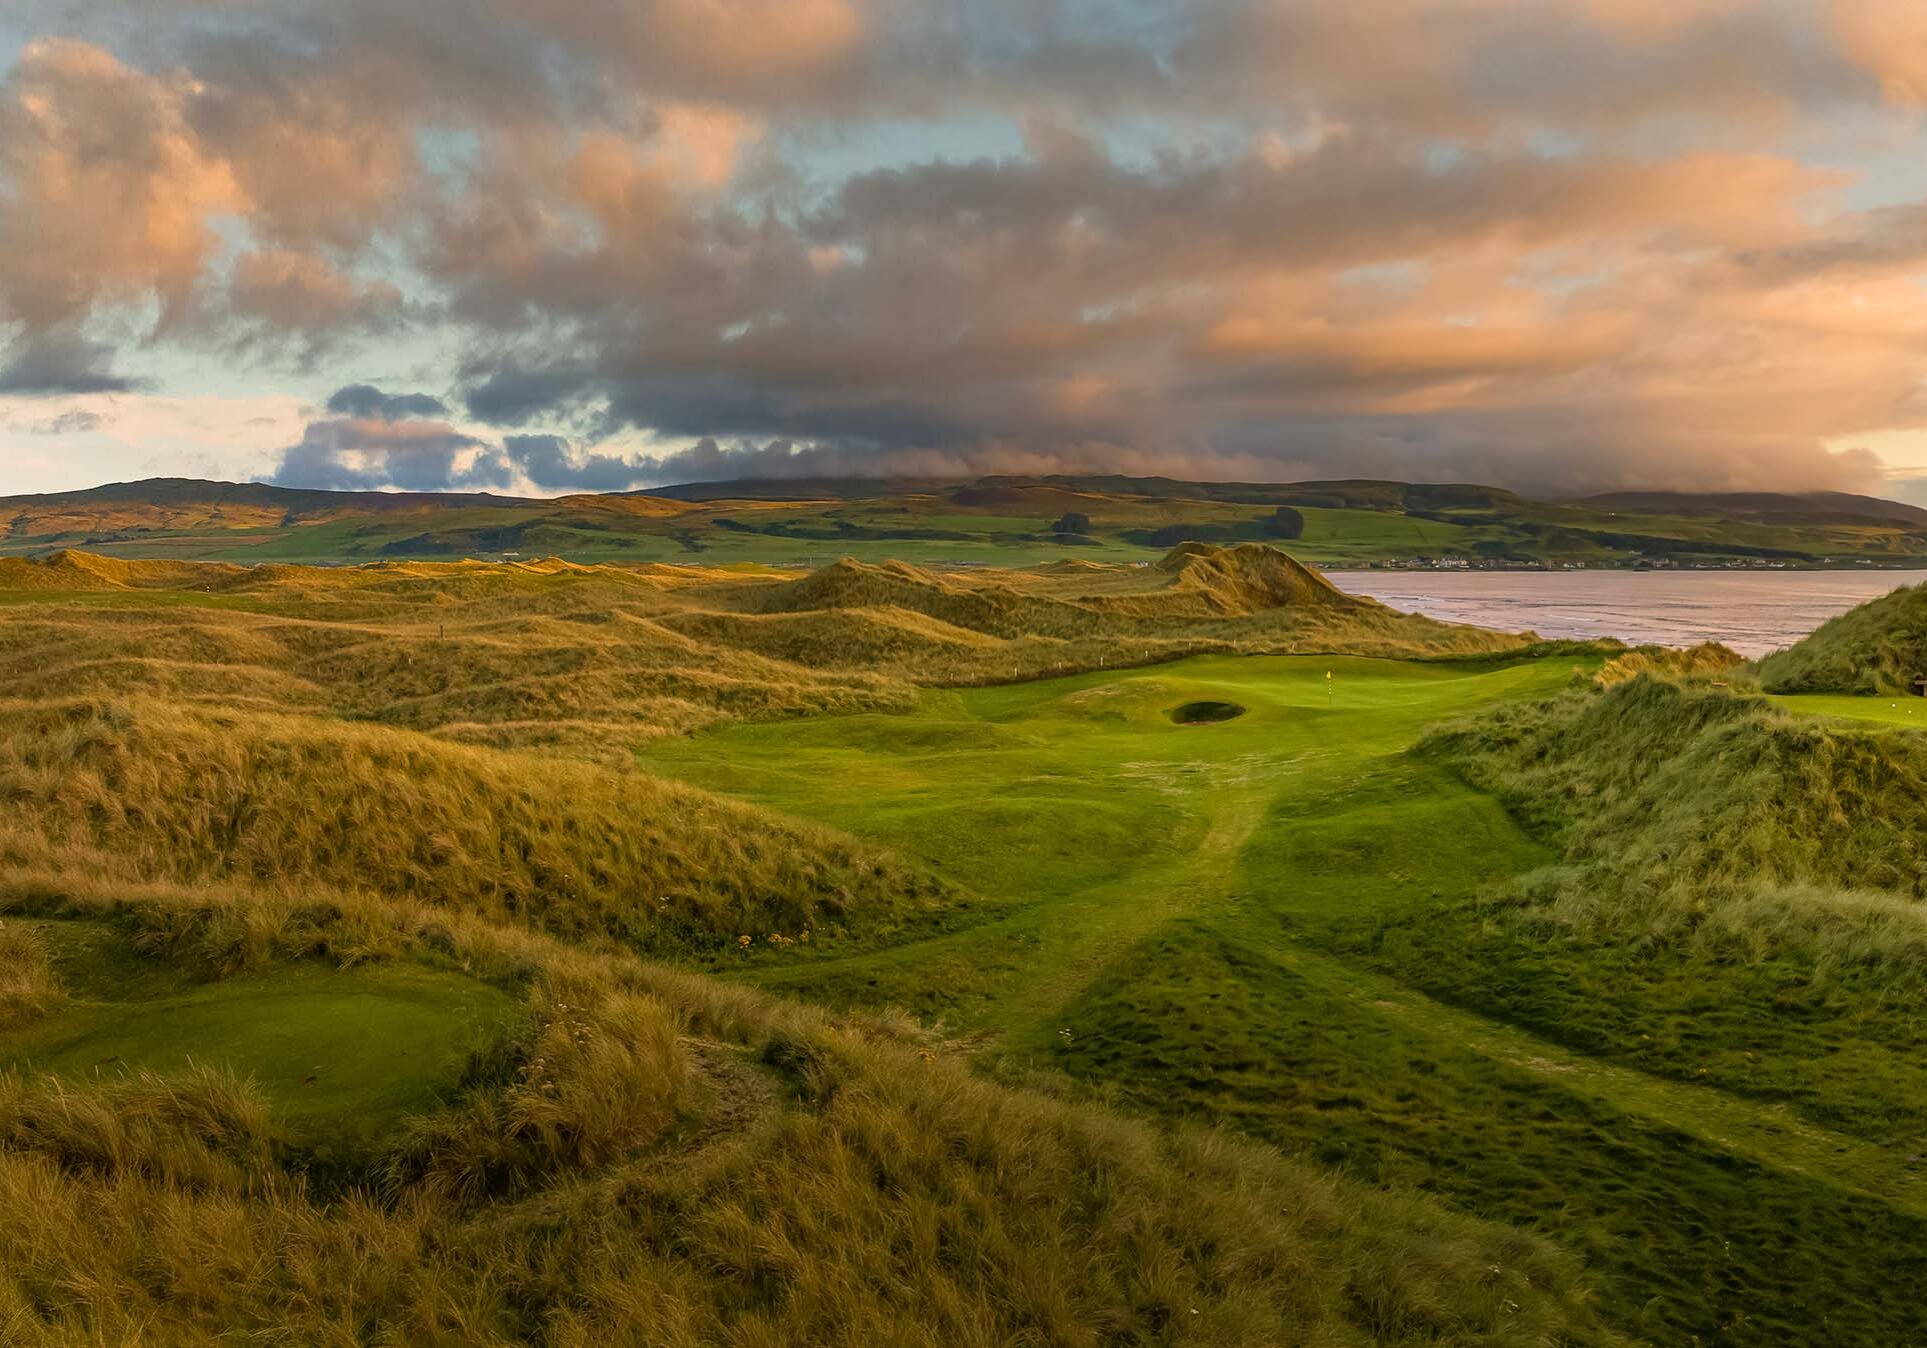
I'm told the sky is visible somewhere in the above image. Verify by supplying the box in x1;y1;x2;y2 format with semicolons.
5;1;1927;501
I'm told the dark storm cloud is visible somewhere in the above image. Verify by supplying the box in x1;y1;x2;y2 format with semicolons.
461;365;595;427
325;383;450;420
0;333;143;396
502;433;656;491
263;414;512;491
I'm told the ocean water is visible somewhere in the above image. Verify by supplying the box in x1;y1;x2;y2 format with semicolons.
1322;569;1927;659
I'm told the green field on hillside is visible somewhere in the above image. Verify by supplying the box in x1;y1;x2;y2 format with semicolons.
1773;692;1927;725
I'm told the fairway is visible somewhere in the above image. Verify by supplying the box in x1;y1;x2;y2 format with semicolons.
636;652;1927;1342
0;922;524;1158
637;653;1575;1036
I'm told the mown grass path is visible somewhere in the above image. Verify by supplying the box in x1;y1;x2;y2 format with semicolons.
1258;936;1927;1220
640;654;1927;1343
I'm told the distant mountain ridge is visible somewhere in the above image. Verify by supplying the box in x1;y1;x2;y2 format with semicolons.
5;474;1925;569
4;476;535;513
8;474;1918;526
1575;490;1927;530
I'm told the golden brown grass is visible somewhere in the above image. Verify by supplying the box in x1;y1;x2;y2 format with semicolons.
0;921;60;1031
0;695;949;953
0;545;1521;753
0;546;1628;1345
1591;640;1742;687
0;884;1621;1347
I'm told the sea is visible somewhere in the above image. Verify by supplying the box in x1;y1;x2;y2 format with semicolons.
1322;568;1927;659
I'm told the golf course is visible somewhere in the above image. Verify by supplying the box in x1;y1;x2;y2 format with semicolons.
3;545;1927;1344
636;652;1927;1344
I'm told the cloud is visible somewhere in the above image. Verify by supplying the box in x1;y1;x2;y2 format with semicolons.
12;1;1927;494
264;416;513;491
0;332;143;395
29;409;107;435
324;383;450;420
225;250;410;349
262;384;507;490
502;434;655;492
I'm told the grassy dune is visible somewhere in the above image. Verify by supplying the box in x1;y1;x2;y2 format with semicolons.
0;545;1520;754
0;695;950;952
1755;579;1927;693
1356;669;1927;1163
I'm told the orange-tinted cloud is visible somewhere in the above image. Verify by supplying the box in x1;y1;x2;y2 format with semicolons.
6;0;1927;495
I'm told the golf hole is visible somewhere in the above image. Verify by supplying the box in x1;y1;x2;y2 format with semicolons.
1169;700;1246;725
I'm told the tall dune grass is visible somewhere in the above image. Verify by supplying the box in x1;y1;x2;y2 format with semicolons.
0;547;1629;1344
0;876;1621;1346
0;546;1525;754
0;921;60;1030
1427;672;1927;976
0;696;949;952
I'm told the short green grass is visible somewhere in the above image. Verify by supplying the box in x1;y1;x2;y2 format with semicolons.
636;653;1927;1345
1772;692;1927;726
1;921;524;1160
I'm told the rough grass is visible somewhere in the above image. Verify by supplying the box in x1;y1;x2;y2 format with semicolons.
1590;639;1742;686
1425;673;1927;893
1378;671;1927;1151
0;545;1522;753
0;562;1623;1347
0;921;60;1031
0;882;1620;1348
0;696;954;953
1755;579;1927;693
641;650;1927;1344
1045;919;1927;1347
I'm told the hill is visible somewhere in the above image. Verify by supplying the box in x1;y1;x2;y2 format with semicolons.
1754;580;1927;693
0;901;1617;1346
1576;489;1927;529
8;475;1927;569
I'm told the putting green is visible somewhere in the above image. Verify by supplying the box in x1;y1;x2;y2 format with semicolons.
2;922;524;1158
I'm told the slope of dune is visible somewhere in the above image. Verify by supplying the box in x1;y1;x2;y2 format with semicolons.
1754;581;1927;694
